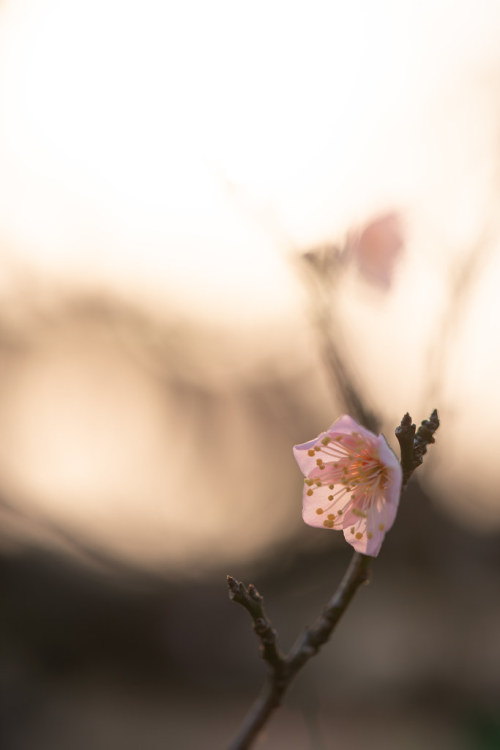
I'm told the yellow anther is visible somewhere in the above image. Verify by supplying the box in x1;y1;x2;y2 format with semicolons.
327;514;335;521
337;510;343;516
367;532;373;540
355;532;363;540
305;478;313;486
323;519;334;528
306;489;313;496
314;445;321;451
329;484;334;490
328;494;333;501
352;508;367;518
316;459;323;466
315;480;322;486
378;523;385;531
307;449;315;457
350;527;355;534
315;507;324;514
321;436;331;445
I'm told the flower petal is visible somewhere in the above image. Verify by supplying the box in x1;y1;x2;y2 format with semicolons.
326;414;374;441
293;432;331;475
302;482;352;529
376;435;403;506
342;514;385;556
294;415;403;557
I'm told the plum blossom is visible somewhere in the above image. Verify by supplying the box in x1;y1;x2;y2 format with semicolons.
293;415;402;556
346;212;404;289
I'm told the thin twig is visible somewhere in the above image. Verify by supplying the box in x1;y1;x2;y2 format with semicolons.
395;409;439;487
226;553;370;750
287;551;371;672
298;250;380;434
226;576;285;671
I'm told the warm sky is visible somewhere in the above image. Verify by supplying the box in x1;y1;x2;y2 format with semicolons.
0;0;497;322
0;0;499;570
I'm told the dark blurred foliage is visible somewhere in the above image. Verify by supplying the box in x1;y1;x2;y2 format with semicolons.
2;478;500;749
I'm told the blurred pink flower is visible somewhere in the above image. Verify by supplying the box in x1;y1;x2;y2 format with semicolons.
293;415;402;556
347;212;404;289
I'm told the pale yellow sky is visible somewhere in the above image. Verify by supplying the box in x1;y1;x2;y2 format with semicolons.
1;0;495;321
0;0;499;568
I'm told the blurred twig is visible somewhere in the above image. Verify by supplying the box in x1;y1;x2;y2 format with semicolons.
422;197;498;412
298;248;380;433
0;495;160;584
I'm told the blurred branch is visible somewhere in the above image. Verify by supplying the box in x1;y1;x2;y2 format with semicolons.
423;221;495;410
227;409;439;750
0;495;159;583
298;249;380;433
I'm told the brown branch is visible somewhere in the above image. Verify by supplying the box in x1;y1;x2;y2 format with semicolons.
226;552;370;750
395;409;439;487
226;577;287;750
414;409;440;467
226;576;285;671
287;551;370;672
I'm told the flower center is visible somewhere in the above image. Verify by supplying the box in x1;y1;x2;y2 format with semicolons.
305;432;390;523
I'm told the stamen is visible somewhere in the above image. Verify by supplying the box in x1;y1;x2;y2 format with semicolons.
296;420;401;555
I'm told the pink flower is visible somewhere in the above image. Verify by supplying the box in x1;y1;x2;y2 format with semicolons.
346;212;404;289
293;415;402;556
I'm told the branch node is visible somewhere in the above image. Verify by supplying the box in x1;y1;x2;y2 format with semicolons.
248;584;262;603
227;575;284;673
396;409;439;486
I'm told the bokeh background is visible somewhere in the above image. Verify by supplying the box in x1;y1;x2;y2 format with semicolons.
1;1;500;748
